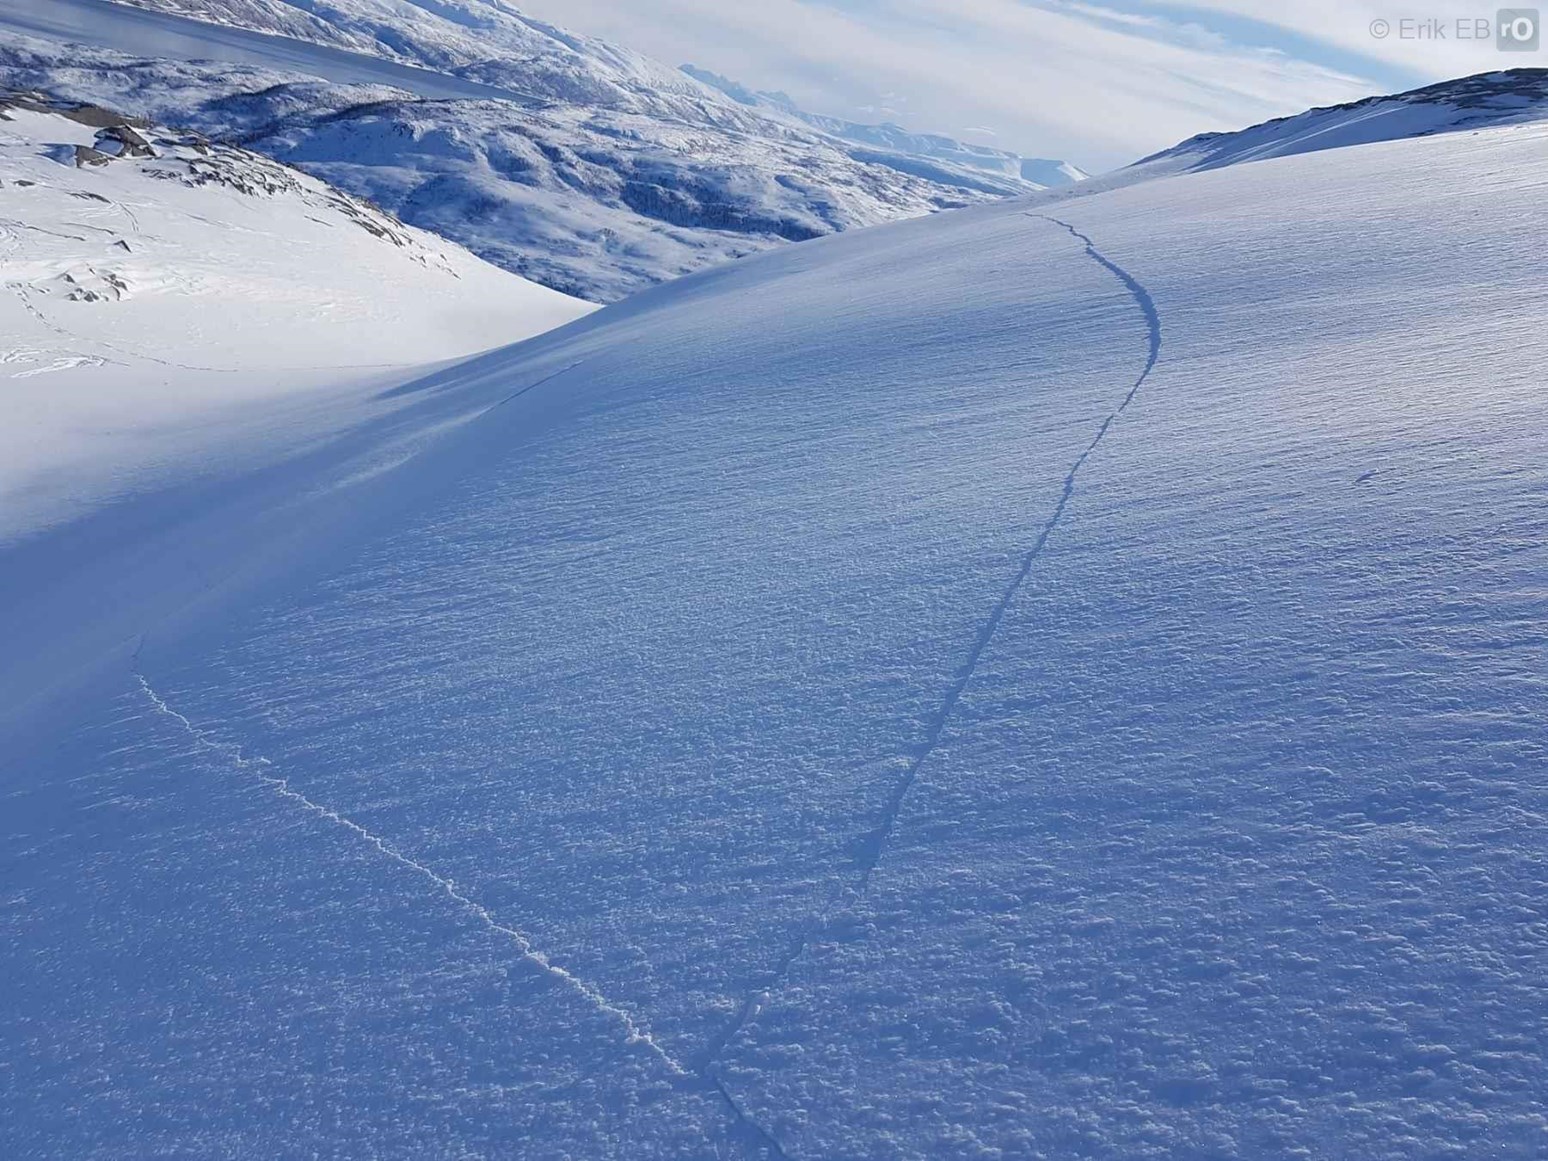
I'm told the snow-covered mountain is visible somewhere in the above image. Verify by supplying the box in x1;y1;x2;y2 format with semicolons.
108;0;742;110
5;67;1548;1159
682;63;1090;191
0;0;1080;300
0;90;589;538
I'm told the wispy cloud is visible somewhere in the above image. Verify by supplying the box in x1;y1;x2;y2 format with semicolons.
1156;0;1518;75
509;0;1477;169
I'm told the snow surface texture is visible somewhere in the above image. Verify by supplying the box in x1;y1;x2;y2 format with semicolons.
6;112;1548;1159
0;0;1072;302
0;95;590;539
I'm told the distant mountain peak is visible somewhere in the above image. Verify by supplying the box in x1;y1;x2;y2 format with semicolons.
680;62;1089;189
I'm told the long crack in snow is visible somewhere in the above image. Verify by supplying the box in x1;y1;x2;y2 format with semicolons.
699;214;1166;1142
857;210;1164;881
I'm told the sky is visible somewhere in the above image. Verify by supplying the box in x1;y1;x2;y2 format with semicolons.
509;0;1532;170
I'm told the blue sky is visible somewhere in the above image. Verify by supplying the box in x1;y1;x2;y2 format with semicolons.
511;0;1524;169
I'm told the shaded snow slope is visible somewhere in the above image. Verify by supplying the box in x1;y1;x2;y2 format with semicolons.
5;112;1548;1159
1;1;1066;300
0;94;590;539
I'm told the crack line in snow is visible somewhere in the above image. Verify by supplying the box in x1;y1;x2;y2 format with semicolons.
699;214;1163;1131
845;213;1162;883
1036;215;1162;383
709;1072;794;1161
489;357;588;411
131;669;685;1078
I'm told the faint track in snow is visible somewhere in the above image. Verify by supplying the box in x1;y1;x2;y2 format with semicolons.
698;214;1164;1141
0;218;90;244
9;284;222;372
131;668;686;1079
7;283;405;374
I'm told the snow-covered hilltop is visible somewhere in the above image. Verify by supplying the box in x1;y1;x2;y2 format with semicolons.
0;0;1084;300
0;90;589;539
5;62;1548;1159
1128;67;1548;176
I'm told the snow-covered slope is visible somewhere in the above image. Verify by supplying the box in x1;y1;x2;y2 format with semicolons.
1131;67;1548;176
0;0;1077;300
0;92;589;538
5;96;1548;1158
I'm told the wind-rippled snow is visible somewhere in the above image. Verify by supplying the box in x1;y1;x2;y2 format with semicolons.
5;118;1548;1158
